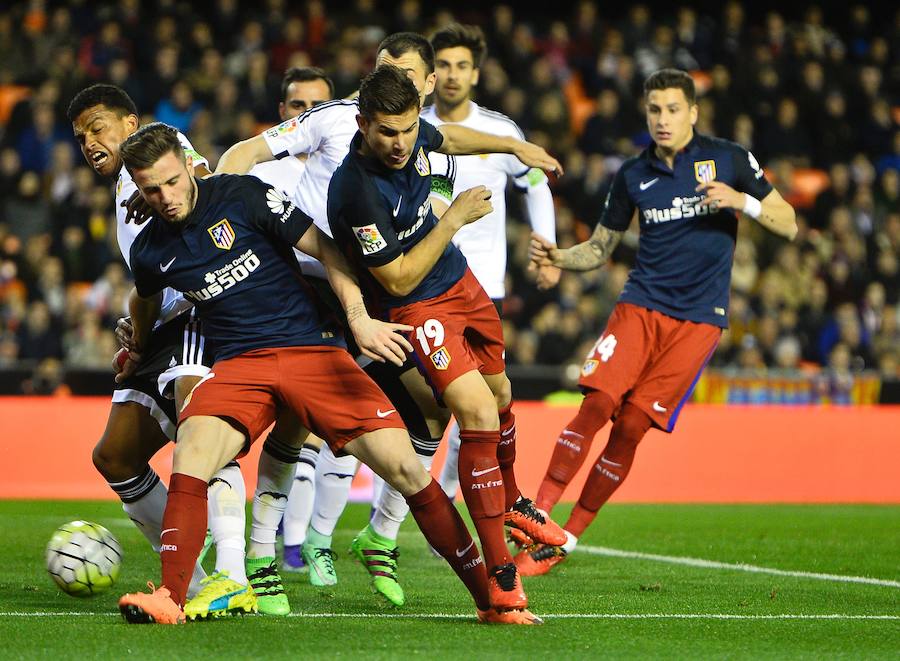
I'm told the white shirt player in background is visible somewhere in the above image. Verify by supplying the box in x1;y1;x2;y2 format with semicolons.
245;66;335;574
422;24;561;501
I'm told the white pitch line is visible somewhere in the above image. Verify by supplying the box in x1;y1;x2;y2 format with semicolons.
1;612;898;621
575;545;900;589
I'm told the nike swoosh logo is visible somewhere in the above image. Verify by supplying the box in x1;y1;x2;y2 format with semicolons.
471;465;499;478
160;256;177;272
161;528;179;536
501;427;515;437
561;429;583;438
455;540;475;557
652;401;668;413
323;472;355;479
639;178;659;191
392;195;402;217
600;455;623;467
377;408;396;418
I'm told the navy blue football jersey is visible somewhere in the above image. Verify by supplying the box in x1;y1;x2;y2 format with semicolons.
327;118;467;311
601;133;773;328
131;174;344;361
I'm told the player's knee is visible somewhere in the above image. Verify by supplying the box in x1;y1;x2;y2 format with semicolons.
571;389;617;438
384;454;430;497
92;436;141;481
456;401;500;431
609;402;652;451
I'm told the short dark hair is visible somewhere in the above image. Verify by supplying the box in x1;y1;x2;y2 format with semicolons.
120;122;184;173
67;84;138;123
431;23;487;68
643;68;696;105
358;65;420;120
377;32;435;74
281;66;335;101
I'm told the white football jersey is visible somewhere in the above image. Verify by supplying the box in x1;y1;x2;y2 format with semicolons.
248;156;327;277
115;131;208;323
420;101;554;299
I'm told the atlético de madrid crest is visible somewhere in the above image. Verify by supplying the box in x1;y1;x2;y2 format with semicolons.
694;160;716;183
208;218;236;250
414;147;430;177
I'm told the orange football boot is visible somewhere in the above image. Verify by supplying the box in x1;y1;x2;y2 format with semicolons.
504;497;567;546
119;582;186;624
514;544;568;577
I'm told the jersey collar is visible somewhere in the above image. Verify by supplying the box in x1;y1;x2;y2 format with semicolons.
645;132;702;175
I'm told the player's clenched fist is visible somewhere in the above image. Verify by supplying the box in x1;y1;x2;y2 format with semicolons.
529;232;559;268
447;185;493;226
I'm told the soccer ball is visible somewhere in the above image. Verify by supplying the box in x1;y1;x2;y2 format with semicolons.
46;520;123;597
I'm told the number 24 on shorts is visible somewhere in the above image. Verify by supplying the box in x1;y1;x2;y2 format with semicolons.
591;334;618;361
583;334;617;376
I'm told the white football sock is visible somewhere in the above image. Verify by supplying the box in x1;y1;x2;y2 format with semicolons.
114;472;167;553
309;444;358;538
437;420;462;499
207;462;247;584
283;443;319;547
248;448;295;559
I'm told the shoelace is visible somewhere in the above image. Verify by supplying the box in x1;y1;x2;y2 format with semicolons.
531;545;564;562
248;562;284;595
362;547;400;580
515;498;548;524
314;547;337;575
492;562;519;591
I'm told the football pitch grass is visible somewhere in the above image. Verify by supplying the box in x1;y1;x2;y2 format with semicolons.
3;501;898;659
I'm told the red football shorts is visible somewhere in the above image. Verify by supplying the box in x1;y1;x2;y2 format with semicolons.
388;269;505;396
179;345;405;454
579;302;721;432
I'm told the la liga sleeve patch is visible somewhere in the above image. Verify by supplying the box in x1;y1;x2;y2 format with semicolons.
353;224;388;254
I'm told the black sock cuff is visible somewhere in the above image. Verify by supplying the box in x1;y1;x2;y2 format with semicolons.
109;465;161;504
263;432;302;463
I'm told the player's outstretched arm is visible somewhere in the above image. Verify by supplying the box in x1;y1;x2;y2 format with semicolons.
369;185;492;297
296;225;414;366
215;135;275;175
696;181;796;241
436;124;563;175
529;224;624;273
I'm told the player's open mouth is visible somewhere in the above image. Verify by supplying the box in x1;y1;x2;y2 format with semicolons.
390;153;407;163
91;151;109;167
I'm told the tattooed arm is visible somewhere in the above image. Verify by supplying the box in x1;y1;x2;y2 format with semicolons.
529;223;625;272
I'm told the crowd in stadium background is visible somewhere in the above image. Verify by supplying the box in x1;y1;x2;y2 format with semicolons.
0;0;898;397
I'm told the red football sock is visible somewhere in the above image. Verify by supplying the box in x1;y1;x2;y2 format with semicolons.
160;473;208;606
497;403;521;510
535;390;616;512
564;402;651;538
457;428;510;570
407;478;490;611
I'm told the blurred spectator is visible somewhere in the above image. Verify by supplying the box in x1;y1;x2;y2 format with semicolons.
0;0;896;393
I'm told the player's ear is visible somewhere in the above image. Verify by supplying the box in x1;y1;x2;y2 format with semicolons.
471;68;480;87
689;103;698;127
125;113;139;133
356;113;368;133
185;154;194;175
278;101;286;121
424;72;436;98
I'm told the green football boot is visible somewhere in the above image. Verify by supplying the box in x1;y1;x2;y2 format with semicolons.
349;525;405;607
301;542;338;587
246;556;291;615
